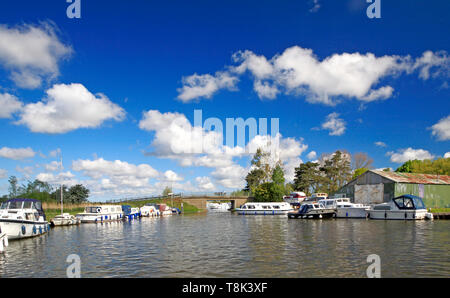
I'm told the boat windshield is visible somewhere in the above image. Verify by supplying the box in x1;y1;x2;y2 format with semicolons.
23;201;33;209
412;197;426;210
8;201;23;209
0;202;7;209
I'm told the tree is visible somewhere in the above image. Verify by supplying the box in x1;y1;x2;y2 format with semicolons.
253;182;285;202
353;168;368;179
271;164;285;186
293;162;321;195
8;176;18;198
162;186;173;197
244;147;277;194
396;158;450;175
67;184;90;204
352;152;374;170
320;151;352;194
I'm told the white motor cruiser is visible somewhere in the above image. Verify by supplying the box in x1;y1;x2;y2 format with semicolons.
236;202;293;215
288;202;336;219
0;198;50;240
50;213;81;226
140;204;160;217
367;194;433;220
319;197;370;218
76;205;123;223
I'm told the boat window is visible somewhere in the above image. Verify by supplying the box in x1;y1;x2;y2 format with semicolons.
394;197;415;210
9;201;23;209
0;202;7;209
273;205;280;209
23;201;33;209
247;205;255;209
412;197;426;210
34;201;42;210
241;205;246;209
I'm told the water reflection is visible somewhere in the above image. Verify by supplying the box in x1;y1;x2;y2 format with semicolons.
0;213;448;277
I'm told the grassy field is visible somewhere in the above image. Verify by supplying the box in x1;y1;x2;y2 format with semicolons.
429;208;450;213
43;199;200;221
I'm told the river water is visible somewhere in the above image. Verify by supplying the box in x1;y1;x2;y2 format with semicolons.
0;212;449;278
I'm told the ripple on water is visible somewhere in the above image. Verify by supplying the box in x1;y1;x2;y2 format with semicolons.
0;213;448;277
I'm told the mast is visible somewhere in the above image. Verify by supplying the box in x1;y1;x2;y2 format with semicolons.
60;151;63;216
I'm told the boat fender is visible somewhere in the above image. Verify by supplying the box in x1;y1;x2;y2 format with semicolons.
413;213;415;219
39;226;42;234
346;212;348;217
97;208;101;213
21;225;26;235
4;235;8;247
33;225;37;234
405;212;407;219
384;212;387;219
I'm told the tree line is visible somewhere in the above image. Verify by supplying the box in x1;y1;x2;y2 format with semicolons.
1;176;90;204
243;148;450;202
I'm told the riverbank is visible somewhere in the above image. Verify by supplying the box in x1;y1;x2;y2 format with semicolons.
42;199;200;221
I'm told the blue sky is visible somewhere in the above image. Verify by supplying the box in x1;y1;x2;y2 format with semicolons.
0;0;449;201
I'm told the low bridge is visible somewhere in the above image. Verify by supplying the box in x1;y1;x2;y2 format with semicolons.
181;196;249;210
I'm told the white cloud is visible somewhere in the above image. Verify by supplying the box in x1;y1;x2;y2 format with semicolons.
177;71;239;102
195;176;215;191
444;152;450;158
44;161;63;172
161;170;183;182
321;113;346;136
0;146;35;160
0;93;23;118
430;115;450;141
72;158;159;180
307;151;317;160
387;148;435;163
16;83;126;133
139;110;309;188
0;22;72;89
36;171;78;187
178;46;450;105
0;169;7;179
375;141;387;147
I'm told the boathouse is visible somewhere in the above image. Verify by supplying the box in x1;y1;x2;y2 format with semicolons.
335;170;450;208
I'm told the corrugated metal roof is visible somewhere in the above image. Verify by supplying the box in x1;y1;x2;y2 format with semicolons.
370;170;450;185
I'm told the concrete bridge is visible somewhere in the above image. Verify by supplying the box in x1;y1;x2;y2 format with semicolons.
181;196;249;210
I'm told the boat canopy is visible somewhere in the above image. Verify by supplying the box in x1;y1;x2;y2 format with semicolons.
393;194;426;210
0;198;46;219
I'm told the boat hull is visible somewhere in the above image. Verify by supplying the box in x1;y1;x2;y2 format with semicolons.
0;219;49;240
236;210;291;215
76;213;123;223
336;207;368;218
288;209;336;219
368;209;428;220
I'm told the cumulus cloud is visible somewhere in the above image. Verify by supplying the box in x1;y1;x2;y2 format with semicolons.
139;110;308;187
36;171;78;187
307;151;317;159
0;93;23;118
16;83;126;133
44;161;63;172
444;152;450;158
375;141;387;147
177;71;239;102
321;113;346;136
430;115;450;141
178;46;450;105
387;148;435;163
0;146;35;160
195;176;215;191
0;22;72;88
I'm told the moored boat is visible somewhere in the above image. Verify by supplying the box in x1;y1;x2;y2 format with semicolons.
50;213;81;226
140;204;160;217
367;194;433;220
319;197;370;218
283;191;307;208
76;205;123;223
236;202;293;215
0;198;50;240
288;202;336;219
